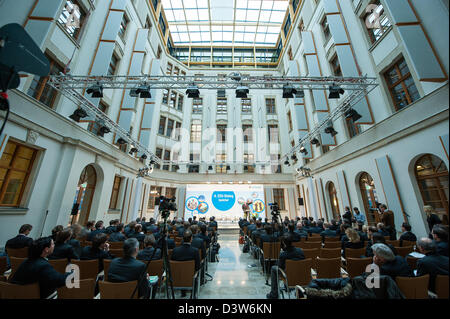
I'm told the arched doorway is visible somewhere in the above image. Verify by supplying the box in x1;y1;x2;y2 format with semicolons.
414;154;449;225
71;165;97;226
359;172;379;226
328;182;340;220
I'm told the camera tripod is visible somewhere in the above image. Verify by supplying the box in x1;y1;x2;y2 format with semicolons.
131;211;175;299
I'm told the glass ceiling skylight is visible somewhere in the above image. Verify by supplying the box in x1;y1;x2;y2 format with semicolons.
161;0;289;48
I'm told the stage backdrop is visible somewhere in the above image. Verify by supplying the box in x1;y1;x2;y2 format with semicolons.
184;184;266;221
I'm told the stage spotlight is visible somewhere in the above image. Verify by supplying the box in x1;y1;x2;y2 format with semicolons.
328;84;344;99
299;146;308;155
208;165;213;170
140;154;148;160
236;85;249;98
87;82;103;98
130;84;151;98
282;84;297;99
69;108;88;122
284;159;290;166
344;108;362;122
97;125;111;137
291;153;298;161
295;89;305;98
226;165;231;171
150;159;156;165
324;124;338;137
186;85;200;98
129;147;138;155
117;137;127;145
310;137;321;146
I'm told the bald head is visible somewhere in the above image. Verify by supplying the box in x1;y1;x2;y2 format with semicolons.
417;237;436;254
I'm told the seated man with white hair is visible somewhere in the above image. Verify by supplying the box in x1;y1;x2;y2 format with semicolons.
372;243;413;280
416;237;449;293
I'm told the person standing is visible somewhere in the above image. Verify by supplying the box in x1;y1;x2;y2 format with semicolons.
353;207;366;225
424;205;441;236
379;204;396;240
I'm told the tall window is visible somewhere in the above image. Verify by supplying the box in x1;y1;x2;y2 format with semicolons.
241;98;252;113
330;54;342;77
359;172;379;225
271;154;281;173
321;16;331;43
163;150;170;171
243;125;253;143
107;53;120;76
58;0;87;40
268;125;279;143
166;119;174;138
175;122;182;141
169;91;177;108
243;154;254;173
0;140;37;207
177;94;184;111
364;1;391;44
328;182;340;220
189;153;200;173
288;47;293;60
217;125;227;143
156;45;162;59
273;188;286;210
415;154;449;224
217;96;227;114
192;98;203;114
384;57;420;111
266;98;276;114
190;120;202;142
145;16;152;30
118;14;129;41
166;63;173;75
158;116;166;135
88;101;109;134
109;175;121;209
27;53;63;109
346;117;360;139
166;187;176;198
155;148;162;169
216;153;227;173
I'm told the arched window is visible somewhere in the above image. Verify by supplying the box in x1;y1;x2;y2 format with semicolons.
415;154;449;224
359;172;379;226
328;182;340;219
72;165;97;226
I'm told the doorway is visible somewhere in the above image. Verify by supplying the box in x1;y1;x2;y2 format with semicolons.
71;165;97;226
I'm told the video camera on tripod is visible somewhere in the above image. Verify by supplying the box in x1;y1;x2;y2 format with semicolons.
157;196;177;219
268;202;280;217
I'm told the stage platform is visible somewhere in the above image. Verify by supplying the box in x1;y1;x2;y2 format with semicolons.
216;221;240;235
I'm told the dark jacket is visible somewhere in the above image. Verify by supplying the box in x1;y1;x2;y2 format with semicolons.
427;214;441;233
197;233;211;249
105;226;117;235
137;247;162;261
279;246;305;270
80;246;114;272
108;232;127;242
380;256;413;280
321;229;337;238
288;231;302;243
416;252;449;292
436;241;449;257
171;243;201;271
399;231;417;246
190;236;206;260
11;257;69;298
48;242;79;261
294;229;308;239
67;239;82;257
156;237;175;250
5;234;33;249
87;229;106;241
342;241;365;258
343;211;352;222
129;232;146;242
259;233;279;248
108;256;149;298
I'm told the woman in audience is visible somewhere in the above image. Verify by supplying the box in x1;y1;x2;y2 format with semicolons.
80;233;114;272
51;225;63;241
48;228;79;262
342;228;365;258
68;224;83;256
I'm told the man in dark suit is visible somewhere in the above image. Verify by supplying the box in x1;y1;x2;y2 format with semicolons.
320;223;337;240
108;223;127;242
294;223;308;239
87;221;106;241
286;223;302;242
11;237;70;298
137;235;161;261
432;224;448;257
342;206;352;224
108;238;151;298
129;224;146;242
5;224;34;249
259;224;279;249
197;224;211;249
267;234;305;299
189;225;206;261
372;243;413;280
48;228;79;262
399;222;417;246
416;238;449;292
209;216;218;230
80;233;114;272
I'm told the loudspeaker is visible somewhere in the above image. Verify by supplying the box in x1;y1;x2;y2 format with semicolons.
71;203;79;215
298;198;304;206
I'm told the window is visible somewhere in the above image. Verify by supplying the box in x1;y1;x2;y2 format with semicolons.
364;1;391;44
189;153;200;173
321;145;330;154
27;53;63;109
266;98;276;114
58;0;87;40
162;89;169;104
177;94;184;111
268;125;279;143
155;148;162;169
107;53;120;76
273;188;286;210
287;111;293;132
174;67;179;76
192;98;203;114
170;91;177;108
241;98;252;113
88;101;109;134
217;125;227;143
217;97;227;114
175;122;181;141
321;17;331;43
330;54;342;77
0;140;37;207
298;19;305;39
109;175;121;209
118;14;129;41
384;57;420;111
243;154;254;173
243;125;253;143
166;187;176;198
158;116;166;135
359;172;380;225
216;153;227;173
328;182;340;219
163;150;170;171
190;121;202;142
346;117;360;138
166;63;173;75
166;119;174;138
148;186;162;209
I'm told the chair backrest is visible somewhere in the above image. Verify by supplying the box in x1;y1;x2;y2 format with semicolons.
103;259;113;281
169;260;195;288
346;257;372;278
48;259;68;274
344;247;366;259
108;242;124;250
168;249;173;260
310;233;321;238
316;257;341;279
8;257;26;281
384;236;391;241
435;275;449;299
285;259;313;287
301;248;320;269
406;256;419;271
292;241;303;249
0;281;40;299
109;249;124;258
395;275;429;299
320;248;341;259
80;241;91;248
57;278;95;299
99;280;138;299
401;240;416;247
70;259;99;280
6;247;29;258
301;242;322;250
323;242;341;249
145;259;164;285
386;240;400;247
262;242;281;260
324;237;340;242
0;256;7;275
394;246;413;258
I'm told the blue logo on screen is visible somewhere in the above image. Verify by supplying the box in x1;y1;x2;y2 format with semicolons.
211;191;236;211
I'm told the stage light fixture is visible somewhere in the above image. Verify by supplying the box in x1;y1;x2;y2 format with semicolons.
344;108;362;122
236;85;249;98
282;84;297;99
186;85;200;98
69;108;88;122
150;159;156;165
86;82;103;98
295;89;305;98
116;137;127;145
324;124;338;137
328;84;344;99
129;147;138;155
130;84;151;99
310;137;321;146
284;159;290;166
299;146;308;155
140;154;148;160
97;125;111;137
291;153;298;161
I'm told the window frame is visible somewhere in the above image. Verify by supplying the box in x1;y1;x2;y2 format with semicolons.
108;175;122;209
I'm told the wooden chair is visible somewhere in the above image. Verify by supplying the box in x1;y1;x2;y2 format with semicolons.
316;257;341;279
99;280;139;299
0;256;7;276
80;241;91;248
70;259;99;280
279;259;312;299
394;246;414;258
383;236;391;241
307;237;322;243
48;259;68;274
320;248;341;259
406;256;419;271
0;281;40;299
323;241;341;249
395;275;429;299
344;247;366;259
435;275;449;299
346;258;372;278
324;237;340;242
8;257;26;281
145;259;164;286
386;240;400;247
169;260;200;299
57;278;95;299
292;241;303;249
300;242;322;250
109;249;124;258
103;259;113;281
168;249;173;260
108;242;124;250
310;233;321;238
261;242;281;276
401;240;416;247
6;247;29;258
301;248;320;269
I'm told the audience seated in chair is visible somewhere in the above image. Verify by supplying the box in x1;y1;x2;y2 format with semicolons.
399;223;417;247
48;228;79;262
342;228;365;258
320;223;337;241
80;233;113;272
372;243;413;281
365;232;398;258
129;224;145;242
87;221;106;242
108;223;127;242
416;237;449;293
51;225;63;242
137;235;162;261
432;224;449;257
80;221;95;240
67;224;83;257
5;224;34;250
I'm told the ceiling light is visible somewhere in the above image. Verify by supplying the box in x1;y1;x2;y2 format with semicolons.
69;108;88;122
324;123;338;137
129;147;138;155
295;90;305;98
116;137;127;145
299;146;308;155
186;85;200;98
284;159;290;166
130;84;151;99
236;85;249;98
311;137;321;146
86;83;103;98
328;84;344;99
97;125;111;137
282;84;297;99
345;108;362;122
291;153;298;161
